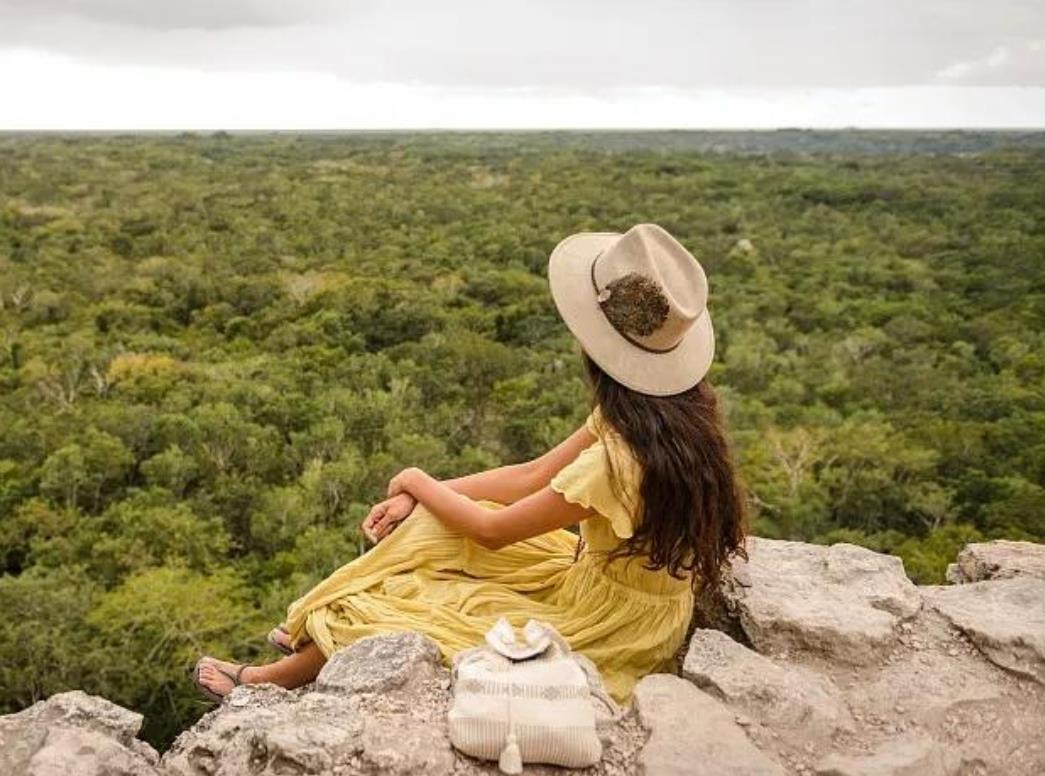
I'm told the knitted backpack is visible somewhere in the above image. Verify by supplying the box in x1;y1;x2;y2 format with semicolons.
447;617;619;774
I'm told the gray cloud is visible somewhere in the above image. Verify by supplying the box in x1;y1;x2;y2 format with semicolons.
0;0;1042;87
0;0;348;30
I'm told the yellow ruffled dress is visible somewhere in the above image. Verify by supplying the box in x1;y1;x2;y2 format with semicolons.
283;406;697;705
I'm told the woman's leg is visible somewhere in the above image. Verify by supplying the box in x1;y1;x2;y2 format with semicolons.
248;642;327;687
197;642;328;698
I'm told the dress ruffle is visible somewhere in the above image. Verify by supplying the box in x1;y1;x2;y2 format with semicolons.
550;442;636;540
554;404;645;540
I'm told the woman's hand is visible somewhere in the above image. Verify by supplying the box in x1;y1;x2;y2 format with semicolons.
361;492;418;543
386;466;423;499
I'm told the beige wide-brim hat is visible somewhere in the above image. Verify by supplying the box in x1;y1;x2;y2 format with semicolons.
548;223;715;397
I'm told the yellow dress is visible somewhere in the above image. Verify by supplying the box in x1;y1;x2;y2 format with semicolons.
283;406;697;705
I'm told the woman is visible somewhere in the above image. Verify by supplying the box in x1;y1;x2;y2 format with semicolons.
195;223;749;705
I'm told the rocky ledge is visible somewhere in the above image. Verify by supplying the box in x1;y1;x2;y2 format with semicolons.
3;538;1044;776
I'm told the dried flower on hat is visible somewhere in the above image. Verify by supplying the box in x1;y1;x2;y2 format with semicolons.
599;272;670;338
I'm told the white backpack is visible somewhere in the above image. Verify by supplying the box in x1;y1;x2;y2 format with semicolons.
448;617;619;774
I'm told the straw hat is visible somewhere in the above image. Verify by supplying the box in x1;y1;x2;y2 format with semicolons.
548;223;715;397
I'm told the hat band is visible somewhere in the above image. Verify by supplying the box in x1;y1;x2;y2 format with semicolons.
590;252;682;355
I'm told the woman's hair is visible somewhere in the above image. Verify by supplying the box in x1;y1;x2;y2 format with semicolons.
582;351;749;591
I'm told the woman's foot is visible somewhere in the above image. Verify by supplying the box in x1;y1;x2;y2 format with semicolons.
195;657;262;699
267;626;294;655
267;624;312;655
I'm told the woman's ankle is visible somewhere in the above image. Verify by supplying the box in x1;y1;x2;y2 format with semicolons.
241;665;267;685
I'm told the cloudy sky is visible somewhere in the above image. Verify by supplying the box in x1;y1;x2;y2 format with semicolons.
1;0;1043;129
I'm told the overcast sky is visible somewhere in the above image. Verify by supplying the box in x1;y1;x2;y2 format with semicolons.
1;0;1043;128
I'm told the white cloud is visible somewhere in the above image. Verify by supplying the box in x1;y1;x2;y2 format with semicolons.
0;2;1041;127
2;48;1043;129
0;0;346;30
0;1;1043;88
936;43;1031;82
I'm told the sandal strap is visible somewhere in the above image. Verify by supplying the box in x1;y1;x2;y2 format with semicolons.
213;664;248;687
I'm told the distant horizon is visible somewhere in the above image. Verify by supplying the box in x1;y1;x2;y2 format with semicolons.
3;127;1044;133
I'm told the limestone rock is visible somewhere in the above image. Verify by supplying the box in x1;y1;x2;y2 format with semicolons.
683;628;854;736
162;685;367;776
162;633;644;775
815;733;958;776
162;636;456;776
0;691;160;776
6;540;1045;776
945;540;1045;584
701;536;922;664
924;576;1045;684
857;647;1003;719
634;673;786;776
358;716;455;775
315;631;442;695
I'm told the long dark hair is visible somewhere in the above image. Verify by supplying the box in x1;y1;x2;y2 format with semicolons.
582;351;749;591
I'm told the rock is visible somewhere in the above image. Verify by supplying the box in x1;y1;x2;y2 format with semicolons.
160;633;644;775
162;686;366;776
701;537;922;664
163;636;458;776
814;733;958;776
924;576;1045;684
683;628;854;736
945;540;1045;584
359;717;455;775
7;539;1045;776
634;673;786;776
859;648;1003;722
0;691;160;776
315;631;442;695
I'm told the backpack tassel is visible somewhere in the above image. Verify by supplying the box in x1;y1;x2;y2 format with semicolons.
499;730;522;774
498;660;523;774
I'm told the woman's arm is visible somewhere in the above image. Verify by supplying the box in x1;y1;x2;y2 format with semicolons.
439;462;542;505
368;421;597;541
388;466;595;550
442;422;598;503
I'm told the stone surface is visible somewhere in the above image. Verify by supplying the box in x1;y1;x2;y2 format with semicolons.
945;540;1045;583
634;673;786;776
159;633;644;775
814;734;958;776
162;686;368;776
314;630;441;695
700;536;922;665
5;540;1045;775
0;691;160;776
358;717;456;775
683;628;854;736
924;576;1045;685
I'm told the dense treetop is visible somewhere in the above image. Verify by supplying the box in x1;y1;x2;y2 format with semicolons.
0;131;1042;746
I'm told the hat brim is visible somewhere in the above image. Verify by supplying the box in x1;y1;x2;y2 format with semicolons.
548;232;715;397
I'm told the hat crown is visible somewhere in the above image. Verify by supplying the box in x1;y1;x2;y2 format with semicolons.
591;224;708;352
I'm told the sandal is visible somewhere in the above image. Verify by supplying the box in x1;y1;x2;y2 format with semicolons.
267;624;294;656
193;658;248;703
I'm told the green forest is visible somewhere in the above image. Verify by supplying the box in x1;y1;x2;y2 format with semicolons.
1;131;1043;747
